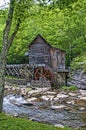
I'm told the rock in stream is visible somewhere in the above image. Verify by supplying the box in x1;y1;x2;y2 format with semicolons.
3;87;86;129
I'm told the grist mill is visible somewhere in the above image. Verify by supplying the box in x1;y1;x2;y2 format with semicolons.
26;34;68;88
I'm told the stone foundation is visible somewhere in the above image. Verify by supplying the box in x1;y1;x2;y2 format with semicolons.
52;72;67;88
31;77;51;87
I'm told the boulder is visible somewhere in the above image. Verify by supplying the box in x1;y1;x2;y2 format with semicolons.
28;87;50;97
23;102;34;106
79;96;86;100
79;90;86;96
68;92;77;97
54;124;64;128
26;97;37;102
66;100;75;105
68;70;86;89
51;105;66;110
57;94;68;98
41;95;54;101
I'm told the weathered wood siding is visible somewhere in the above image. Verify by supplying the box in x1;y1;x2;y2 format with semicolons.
50;48;65;70
29;42;51;67
50;48;57;70
57;50;65;70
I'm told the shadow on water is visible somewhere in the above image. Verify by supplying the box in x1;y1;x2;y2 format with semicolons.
3;94;86;129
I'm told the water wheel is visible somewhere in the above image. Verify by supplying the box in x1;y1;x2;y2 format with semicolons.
34;66;54;82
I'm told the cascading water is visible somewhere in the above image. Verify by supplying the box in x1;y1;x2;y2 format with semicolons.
3;94;86;129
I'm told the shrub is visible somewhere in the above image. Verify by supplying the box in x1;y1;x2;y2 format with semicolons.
62;86;77;91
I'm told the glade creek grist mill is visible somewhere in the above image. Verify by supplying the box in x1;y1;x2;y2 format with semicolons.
26;34;68;88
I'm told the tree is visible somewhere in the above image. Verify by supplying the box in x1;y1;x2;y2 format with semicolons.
1;0;85;66
0;0;33;112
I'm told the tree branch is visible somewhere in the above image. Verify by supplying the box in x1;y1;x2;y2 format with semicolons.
7;18;21;50
3;0;15;43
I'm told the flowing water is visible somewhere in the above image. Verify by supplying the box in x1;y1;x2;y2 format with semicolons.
3;94;86;129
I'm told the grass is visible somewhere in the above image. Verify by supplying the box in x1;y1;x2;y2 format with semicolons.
0;113;74;130
61;86;78;91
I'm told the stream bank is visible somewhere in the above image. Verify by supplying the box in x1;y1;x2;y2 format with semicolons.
3;83;86;129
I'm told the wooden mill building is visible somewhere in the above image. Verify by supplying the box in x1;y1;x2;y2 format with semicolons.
27;34;68;87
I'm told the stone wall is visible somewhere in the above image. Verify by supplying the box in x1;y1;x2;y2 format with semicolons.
31;77;51;88
68;69;86;90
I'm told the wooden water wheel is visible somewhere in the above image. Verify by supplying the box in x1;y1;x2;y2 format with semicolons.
34;66;54;82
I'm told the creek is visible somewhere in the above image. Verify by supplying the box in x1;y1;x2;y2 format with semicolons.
3;94;86;129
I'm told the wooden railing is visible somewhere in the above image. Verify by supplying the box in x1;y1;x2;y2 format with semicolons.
6;64;31;78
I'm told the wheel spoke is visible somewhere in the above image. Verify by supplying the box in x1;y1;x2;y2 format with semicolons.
34;67;54;82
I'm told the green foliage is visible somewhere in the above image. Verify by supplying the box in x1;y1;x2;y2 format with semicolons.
51;0;78;9
71;53;86;71
0;10;8;52
0;113;73;130
62;86;78;91
0;0;86;67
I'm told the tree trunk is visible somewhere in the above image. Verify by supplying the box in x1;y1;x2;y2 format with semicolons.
0;0;21;113
0;50;7;112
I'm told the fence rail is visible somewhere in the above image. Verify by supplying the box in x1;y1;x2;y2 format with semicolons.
6;64;31;78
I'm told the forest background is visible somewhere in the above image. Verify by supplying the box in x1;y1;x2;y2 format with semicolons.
0;0;86;69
